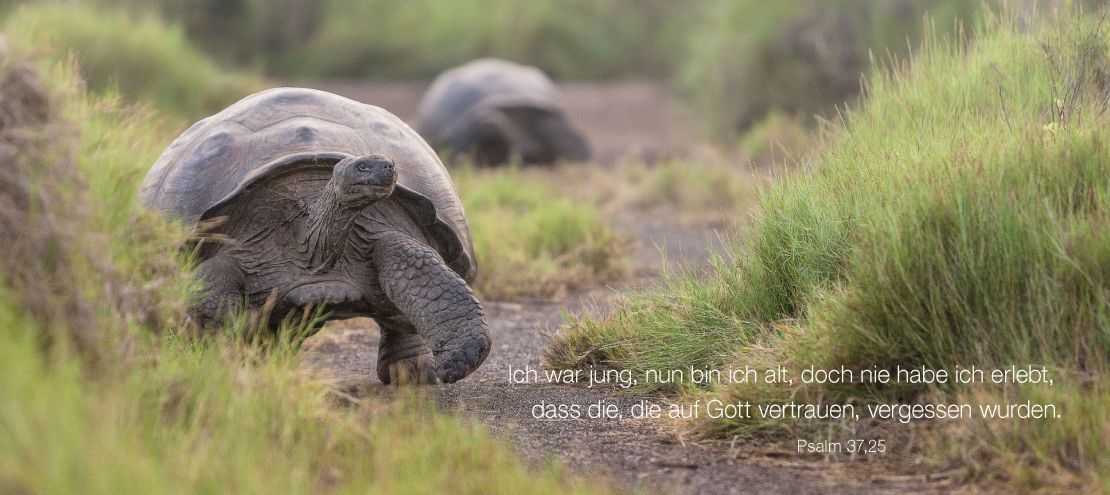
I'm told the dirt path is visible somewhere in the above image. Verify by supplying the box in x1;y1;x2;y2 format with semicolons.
304;298;843;494
297;80;945;493
300;221;942;494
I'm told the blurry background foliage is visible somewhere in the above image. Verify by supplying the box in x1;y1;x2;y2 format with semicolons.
0;0;985;139
3;3;261;118
87;0;699;80
681;0;981;135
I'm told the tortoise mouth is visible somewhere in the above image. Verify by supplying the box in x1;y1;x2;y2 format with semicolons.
339;182;394;207
354;171;397;194
364;183;396;196
355;175;396;188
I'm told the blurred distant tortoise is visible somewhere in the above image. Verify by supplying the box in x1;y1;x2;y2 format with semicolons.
415;58;590;165
141;87;490;384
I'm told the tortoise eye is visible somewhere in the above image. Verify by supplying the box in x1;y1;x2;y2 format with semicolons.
356;163;370;172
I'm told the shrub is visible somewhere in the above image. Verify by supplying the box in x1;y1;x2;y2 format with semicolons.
5;3;260;118
92;0;696;80
681;0;979;136
293;0;694;79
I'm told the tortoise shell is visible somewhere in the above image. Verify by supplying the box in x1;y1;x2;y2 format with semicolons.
414;58;590;164
141;87;477;281
415;58;564;141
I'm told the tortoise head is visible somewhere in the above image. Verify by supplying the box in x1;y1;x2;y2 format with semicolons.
330;154;397;208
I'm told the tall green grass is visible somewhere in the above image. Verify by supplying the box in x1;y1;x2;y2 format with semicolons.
0;46;618;495
5;3;259;118
549;11;1109;491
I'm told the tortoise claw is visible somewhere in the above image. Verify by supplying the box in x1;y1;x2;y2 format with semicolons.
377;331;439;385
383;357;440;385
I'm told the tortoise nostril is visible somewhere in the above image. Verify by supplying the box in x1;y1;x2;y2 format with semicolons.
377;160;395;175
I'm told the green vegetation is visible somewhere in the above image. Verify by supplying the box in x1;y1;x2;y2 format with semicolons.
453;158;756;302
4;3;260;118
0;47;618;495
0;0;984;147
682;0;980;136
3;0;982;146
92;0;695;80
548;12;1109;491
295;0;693;80
739;111;814;166
527;161;758;227
613;161;756;219
454;166;630;300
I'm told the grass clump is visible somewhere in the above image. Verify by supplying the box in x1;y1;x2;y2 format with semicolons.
4;3;260;119
619;161;757;221
455;166;630;300
544;252;758;389
0;43;619;495
532;161;759;227
549;10;1110;491
739;111;815;166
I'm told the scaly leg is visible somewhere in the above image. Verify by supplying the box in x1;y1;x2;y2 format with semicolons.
374;231;490;384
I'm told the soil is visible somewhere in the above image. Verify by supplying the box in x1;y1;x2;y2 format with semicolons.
300;233;946;494
297;80;950;494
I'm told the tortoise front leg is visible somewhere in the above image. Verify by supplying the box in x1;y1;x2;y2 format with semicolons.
374;231;490;384
193;254;245;329
374;318;439;385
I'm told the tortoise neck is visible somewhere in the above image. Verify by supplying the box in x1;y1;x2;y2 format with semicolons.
303;183;361;269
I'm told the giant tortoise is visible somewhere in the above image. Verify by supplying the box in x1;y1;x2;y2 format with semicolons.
141;87;490;384
415;58;590;165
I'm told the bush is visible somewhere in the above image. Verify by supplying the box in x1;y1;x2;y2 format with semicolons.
682;0;979;137
549;11;1109;491
96;0;323;72
5;3;260;118
93;0;696;80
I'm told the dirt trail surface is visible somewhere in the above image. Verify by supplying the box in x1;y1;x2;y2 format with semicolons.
297;81;945;494
299;224;944;495
304;302;809;495
300;250;941;495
